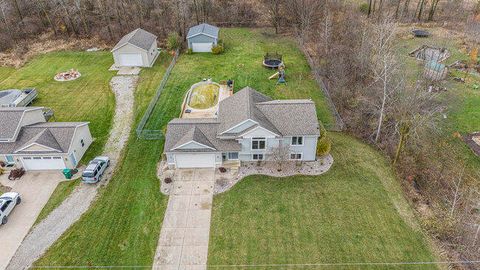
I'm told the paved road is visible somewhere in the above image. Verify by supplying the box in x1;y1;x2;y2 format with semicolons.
153;169;215;270
0;171;62;270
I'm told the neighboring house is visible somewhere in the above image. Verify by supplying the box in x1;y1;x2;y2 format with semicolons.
0;107;93;171
111;28;159;67
164;87;321;168
187;23;219;52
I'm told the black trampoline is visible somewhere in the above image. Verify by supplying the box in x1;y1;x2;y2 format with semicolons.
263;52;283;68
412;29;430;38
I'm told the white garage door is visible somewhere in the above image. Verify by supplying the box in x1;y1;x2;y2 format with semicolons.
175;153;215;168
192;43;213;53
22;156;66;171
119;53;143;66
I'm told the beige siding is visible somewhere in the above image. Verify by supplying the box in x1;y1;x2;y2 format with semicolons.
112;41;158;67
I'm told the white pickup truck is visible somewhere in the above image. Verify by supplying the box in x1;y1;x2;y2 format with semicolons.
0;192;21;225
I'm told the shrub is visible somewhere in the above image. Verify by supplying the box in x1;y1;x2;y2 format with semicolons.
359;3;369;14
317;135;332;157
164;177;172;184
0;161;5;167
186;48;193;54
8;168;25;180
218;167;227;173
211;44;224;54
167;32;180;51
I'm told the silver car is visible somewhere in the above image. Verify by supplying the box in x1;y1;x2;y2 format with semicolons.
0;192;21;225
81;156;110;184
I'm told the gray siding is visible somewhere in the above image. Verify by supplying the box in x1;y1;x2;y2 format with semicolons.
187;34;218;48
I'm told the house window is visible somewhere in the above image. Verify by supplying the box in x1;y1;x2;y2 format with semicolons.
252;137;266;150
81;139;85;147
290;153;302;160
252;154;264;160
228;152;239;160
291;136;304;146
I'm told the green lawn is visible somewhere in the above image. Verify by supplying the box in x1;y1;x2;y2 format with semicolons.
35;52;172;267
146;28;334;129
35;29;435;268
34;180;80;225
208;132;437;269
0;52;116;163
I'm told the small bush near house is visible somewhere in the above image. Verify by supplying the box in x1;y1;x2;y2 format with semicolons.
167;33;180;51
164;177;172;184
219;167;227;173
317;135;332;157
8;168;25;180
359;3;369;13
186;48;193;54
211;44;224;55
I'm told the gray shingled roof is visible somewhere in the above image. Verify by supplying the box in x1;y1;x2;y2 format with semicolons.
112;28;157;51
187;23;219;39
165;119;240;153
164;87;320;152
0;107;43;141
0;122;86;154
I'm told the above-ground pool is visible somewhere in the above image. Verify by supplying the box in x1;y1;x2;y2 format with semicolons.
187;81;220;110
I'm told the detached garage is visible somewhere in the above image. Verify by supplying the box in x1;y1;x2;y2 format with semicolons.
187;23;219;53
112;28;159;68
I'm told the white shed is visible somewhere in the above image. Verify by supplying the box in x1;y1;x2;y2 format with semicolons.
111;28;159;67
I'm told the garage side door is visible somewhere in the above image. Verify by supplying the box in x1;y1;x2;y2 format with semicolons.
192;43;213;53
175;153;215;168
22;157;66;171
119;53;143;66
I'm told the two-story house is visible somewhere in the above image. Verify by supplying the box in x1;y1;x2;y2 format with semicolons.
164;87;321;168
0;107;93;171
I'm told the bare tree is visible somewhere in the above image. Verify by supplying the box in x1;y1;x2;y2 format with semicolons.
262;0;283;34
268;142;292;171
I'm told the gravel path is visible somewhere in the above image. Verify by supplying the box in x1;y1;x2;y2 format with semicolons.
7;75;137;270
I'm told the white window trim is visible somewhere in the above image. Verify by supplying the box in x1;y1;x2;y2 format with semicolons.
289;152;303;160
252;153;264;161
227;152;239;160
251;137;266;150
291;136;304;146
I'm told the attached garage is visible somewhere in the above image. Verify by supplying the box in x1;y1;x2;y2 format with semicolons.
187;23;219;53
22;156;66;171
174;153;216;168
118;53;143;67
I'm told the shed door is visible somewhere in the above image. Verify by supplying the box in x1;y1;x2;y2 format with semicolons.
119;53;143;66
22;156;66;171
192;43;213;53
175;153;215;168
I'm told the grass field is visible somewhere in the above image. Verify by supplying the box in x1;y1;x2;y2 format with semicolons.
34;53;172;267
0;52;116;163
208;132;437;269
35;29;435;268
189;83;220;109
146;28;334;129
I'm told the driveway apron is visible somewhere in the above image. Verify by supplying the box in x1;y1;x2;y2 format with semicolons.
0;171;62;270
153;169;215;270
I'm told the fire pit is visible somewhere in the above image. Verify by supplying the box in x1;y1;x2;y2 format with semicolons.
54;69;81;82
263;52;283;69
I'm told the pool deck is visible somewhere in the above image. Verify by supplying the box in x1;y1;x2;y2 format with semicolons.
181;84;232;119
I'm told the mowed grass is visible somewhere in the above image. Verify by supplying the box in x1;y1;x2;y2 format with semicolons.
189;84;220;109
146;28;334;129
35;52;172;267
34;180;80;225
209;132;437;269
0;52;116;163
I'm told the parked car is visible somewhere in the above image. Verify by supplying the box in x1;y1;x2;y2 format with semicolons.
0;192;21;225
81;156;110;184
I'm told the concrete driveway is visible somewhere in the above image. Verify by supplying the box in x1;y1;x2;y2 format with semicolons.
0;171;62;270
153;169;215;270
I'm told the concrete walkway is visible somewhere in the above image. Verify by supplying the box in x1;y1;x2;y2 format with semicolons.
0;172;62;270
153;169;215;270
7;74;137;270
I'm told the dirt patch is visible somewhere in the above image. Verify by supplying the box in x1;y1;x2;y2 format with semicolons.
0;32;109;68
